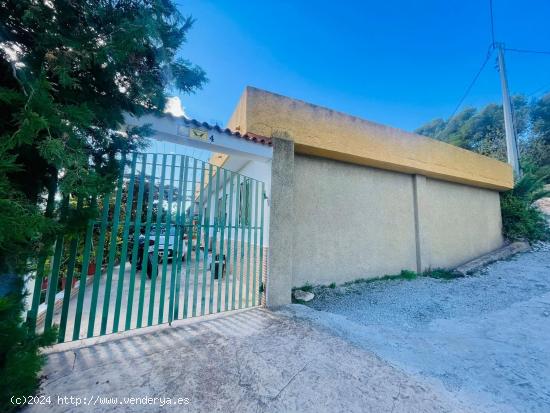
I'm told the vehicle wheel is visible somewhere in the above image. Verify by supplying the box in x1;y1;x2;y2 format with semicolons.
147;252;157;279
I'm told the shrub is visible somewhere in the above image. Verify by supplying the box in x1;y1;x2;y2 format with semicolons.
398;270;417;280
501;192;549;241
297;283;313;292
423;268;461;279
500;169;550;242
0;277;57;413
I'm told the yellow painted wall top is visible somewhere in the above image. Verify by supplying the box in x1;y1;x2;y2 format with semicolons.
227;86;513;191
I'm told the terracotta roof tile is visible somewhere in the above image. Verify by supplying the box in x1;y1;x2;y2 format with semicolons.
183;117;272;146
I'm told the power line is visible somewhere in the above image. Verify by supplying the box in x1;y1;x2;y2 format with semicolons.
448;46;494;119
489;0;496;48
525;82;550;99
504;47;550;56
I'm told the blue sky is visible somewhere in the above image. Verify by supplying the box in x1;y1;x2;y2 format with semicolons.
175;0;550;132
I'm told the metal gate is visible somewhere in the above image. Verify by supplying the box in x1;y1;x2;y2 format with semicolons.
26;152;266;343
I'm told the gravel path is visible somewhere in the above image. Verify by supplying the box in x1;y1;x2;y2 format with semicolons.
286;243;550;413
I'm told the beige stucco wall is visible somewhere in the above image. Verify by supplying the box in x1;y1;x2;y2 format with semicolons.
291;155;504;287
292;155;418;287
424;178;504;268
226;87;509;303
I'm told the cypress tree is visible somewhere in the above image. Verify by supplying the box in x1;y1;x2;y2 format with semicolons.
0;1;206;409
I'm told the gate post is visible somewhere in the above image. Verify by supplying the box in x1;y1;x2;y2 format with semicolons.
266;136;295;307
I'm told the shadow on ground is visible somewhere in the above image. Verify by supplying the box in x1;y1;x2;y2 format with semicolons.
28;308;469;413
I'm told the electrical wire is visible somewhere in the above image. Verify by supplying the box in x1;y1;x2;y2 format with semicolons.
448;46;495;120
504;47;550;56
525;82;550;99
505;46;550;100
489;0;496;48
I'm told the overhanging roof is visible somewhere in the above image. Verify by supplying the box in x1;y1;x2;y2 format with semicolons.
124;113;273;162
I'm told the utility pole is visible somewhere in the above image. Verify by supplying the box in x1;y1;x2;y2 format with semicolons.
496;43;522;178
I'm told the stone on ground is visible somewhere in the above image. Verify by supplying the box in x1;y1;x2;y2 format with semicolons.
293;289;314;302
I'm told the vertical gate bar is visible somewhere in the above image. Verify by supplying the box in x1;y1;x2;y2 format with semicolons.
252;180;259;307
147;154;167;326
72;197;97;340
258;182;266;305
28;184;56;331
192;161;206;317
100;155;126;335
208;166;221;314
27;186;57;333
58;197;82;342
224;171;234;311
169;155;186;322
238;178;247;309
158;154;176;324
216;169;227;313
200;164;213;316
245;181;253;308
173;156;189;320
86;191;111;338
231;174;241;310
112;153;138;333
44;195;69;332
27;255;45;333
136;153;157;328
124;153;147;331
183;158;197;319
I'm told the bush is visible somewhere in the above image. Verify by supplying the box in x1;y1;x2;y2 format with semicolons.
501;192;549;241
0;277;57;413
500;169;550;242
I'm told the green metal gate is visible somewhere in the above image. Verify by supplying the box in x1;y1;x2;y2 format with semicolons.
26;152;266;343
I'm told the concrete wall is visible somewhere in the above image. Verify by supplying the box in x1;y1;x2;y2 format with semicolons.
226;88;509;306
292;155;417;287
424;178;503;268
290;154;504;288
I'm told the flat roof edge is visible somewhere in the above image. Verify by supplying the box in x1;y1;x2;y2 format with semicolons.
237;87;514;191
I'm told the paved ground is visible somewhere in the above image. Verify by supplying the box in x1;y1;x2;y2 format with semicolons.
28;308;470;412
40;254;259;341
292;242;550;413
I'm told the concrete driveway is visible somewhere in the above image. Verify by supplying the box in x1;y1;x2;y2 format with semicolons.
27;308;469;412
295;242;550;413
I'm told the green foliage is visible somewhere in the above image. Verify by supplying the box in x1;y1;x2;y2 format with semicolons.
295;282;313;292
422;268;461;280
527;94;550;167
500;169;550;241
0;278;57;413
341;270;418;287
415;94;548;170
339;268;460;288
0;0;206;404
0;0;206;272
397;269;417;280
